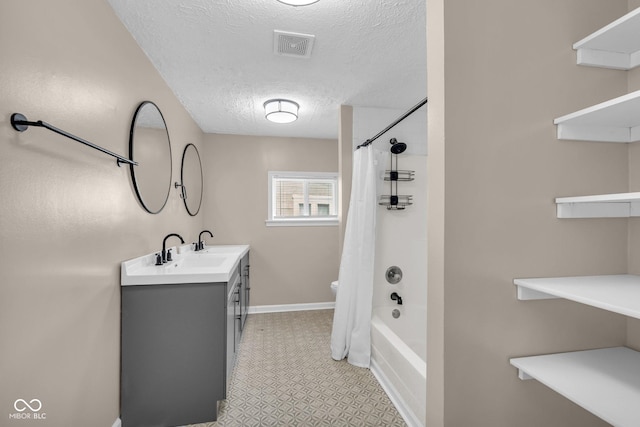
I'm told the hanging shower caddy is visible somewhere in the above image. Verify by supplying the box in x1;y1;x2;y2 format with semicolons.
379;138;414;210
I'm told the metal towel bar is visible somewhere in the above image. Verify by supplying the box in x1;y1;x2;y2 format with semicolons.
10;113;137;167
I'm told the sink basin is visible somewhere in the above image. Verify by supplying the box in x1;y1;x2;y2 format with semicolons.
196;245;250;255
121;244;250;286
177;253;227;268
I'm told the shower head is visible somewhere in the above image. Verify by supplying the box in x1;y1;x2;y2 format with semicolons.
389;138;407;154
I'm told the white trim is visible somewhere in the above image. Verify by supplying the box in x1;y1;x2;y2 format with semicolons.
112;418;122;427
370;359;424;427
265;218;338;227
248;302;335;314
267;170;339;224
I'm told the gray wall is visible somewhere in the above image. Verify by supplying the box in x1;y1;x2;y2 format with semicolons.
427;0;630;425
0;1;204;425
202;133;339;306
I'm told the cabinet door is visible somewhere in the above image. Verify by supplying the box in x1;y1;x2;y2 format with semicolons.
225;270;241;393
241;253;250;328
234;286;242;351
121;283;225;427
226;283;235;394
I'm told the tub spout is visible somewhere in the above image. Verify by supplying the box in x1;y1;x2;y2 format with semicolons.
390;292;403;305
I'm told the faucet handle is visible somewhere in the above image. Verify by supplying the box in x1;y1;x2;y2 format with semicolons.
155;253;162;266
167;248;173;262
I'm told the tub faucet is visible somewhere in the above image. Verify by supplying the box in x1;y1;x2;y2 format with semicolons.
390;292;403;305
197;230;214;251
162;233;185;264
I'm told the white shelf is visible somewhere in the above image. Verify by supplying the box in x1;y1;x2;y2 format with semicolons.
510;347;640;427
555;192;640;218
514;274;640;319
573;7;640;70
553;90;640;143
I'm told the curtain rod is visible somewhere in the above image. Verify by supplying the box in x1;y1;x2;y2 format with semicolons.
356;96;428;150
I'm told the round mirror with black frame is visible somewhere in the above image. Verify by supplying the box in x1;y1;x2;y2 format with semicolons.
129;101;172;214
177;143;203;216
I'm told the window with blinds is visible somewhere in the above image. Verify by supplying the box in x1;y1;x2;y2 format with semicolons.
267;171;338;226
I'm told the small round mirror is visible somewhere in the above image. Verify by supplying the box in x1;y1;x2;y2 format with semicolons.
179;143;203;216
129;101;172;214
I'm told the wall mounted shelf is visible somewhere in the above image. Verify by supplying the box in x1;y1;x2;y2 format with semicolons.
514;274;640;319
510;347;640;427
513;273;640;424
516;8;640;425
573;7;640;70
555;192;640;218
553;90;640;143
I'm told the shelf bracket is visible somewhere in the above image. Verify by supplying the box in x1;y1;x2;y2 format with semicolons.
10;113;137;167
515;285;558;301
516;368;533;381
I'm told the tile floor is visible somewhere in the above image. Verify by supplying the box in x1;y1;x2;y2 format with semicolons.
191;309;406;427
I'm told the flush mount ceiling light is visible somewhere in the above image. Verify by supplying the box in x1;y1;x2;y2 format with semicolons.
264;99;299;124
276;0;319;6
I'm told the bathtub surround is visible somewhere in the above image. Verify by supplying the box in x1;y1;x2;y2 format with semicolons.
331;145;388;367
371;311;426;427
342;105;428;424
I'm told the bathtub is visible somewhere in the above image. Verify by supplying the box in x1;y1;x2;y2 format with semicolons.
371;307;426;427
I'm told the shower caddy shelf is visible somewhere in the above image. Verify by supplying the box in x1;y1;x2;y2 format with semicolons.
380;169;415;210
379;194;413;210
379;143;414;210
512;7;640;427
378;171;416;210
384;170;415;181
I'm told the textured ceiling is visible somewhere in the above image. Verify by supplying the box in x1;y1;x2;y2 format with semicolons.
107;0;426;140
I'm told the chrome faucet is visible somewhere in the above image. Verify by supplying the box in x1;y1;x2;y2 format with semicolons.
196;230;213;251
162;233;185;264
390;292;403;305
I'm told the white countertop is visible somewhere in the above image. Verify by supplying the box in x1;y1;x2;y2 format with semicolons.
121;244;250;286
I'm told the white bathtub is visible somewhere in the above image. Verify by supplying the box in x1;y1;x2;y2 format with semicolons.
371;307;426;427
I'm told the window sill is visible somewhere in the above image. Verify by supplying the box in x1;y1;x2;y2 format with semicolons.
265;218;339;227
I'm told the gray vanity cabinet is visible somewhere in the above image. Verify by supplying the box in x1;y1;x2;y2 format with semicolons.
121;250;250;427
224;253;250;394
225;267;241;394
121;282;227;427
241;253;250;329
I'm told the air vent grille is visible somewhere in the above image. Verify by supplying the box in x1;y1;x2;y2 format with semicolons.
274;30;315;58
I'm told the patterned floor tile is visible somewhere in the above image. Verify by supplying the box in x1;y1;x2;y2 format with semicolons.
190;310;406;427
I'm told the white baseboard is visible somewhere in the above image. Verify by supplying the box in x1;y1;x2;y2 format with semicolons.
370;358;424;427
248;302;335;314
112;418;122;427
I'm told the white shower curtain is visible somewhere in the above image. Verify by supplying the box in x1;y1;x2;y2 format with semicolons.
331;145;387;368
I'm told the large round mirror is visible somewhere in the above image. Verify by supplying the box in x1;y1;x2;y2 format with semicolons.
178;143;203;216
129;101;172;214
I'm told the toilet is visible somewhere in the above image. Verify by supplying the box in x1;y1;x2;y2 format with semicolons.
330;281;339;297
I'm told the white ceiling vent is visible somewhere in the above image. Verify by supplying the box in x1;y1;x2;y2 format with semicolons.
273;30;315;58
